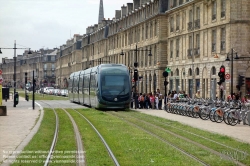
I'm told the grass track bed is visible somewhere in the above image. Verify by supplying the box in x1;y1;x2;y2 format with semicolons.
116;111;250;165
12;108;55;166
76;109;202;166
49;109;77;165
110;112;235;166
67;109;114;166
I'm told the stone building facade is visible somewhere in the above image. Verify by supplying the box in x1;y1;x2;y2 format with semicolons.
1;48;57;88
166;0;250;98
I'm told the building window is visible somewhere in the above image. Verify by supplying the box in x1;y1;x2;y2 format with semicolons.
195;7;200;29
189;68;192;76
212;1;217;20
221;28;226;50
195;34;200;55
170;17;174;32
176;38;179;57
176;14;180;31
155;21;157;36
188;10;193;30
196;6;200;19
196;68;199;75
188;36;192;56
179;0;183;5
212;30;216;52
221;0;226;18
212;66;216;75
170;40;173;58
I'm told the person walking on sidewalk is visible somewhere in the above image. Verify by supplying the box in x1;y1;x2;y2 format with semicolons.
155;94;159;110
149;93;155;109
157;89;163;110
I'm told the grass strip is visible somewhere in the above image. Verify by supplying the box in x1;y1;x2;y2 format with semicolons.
12;108;56;166
111;111;235;166
76;108;203;166
49;109;77;165
67;109;114;166
122;111;250;165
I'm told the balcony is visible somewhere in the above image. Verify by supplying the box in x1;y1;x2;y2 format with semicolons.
194;47;200;55
212;43;216;52
188;22;193;31
221;41;226;50
221;11;225;18
188;48;192;56
212;14;216;20
194;19;200;29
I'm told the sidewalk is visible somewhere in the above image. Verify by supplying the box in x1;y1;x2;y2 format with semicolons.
133;108;250;144
0;97;41;165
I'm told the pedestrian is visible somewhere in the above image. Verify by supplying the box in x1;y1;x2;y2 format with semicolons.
131;90;134;108
149;92;155;109
138;93;144;109
155;94;159;109
157;89;163;109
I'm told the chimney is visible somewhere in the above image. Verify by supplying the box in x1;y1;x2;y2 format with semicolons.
133;0;140;10
115;10;121;19
127;3;133;13
121;5;127;17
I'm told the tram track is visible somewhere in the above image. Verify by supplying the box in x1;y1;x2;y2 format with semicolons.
72;108;120;166
38;100;120;166
62;108;85;166
39;101;59;166
137;111;250;156
38;101;86;166
108;111;248;166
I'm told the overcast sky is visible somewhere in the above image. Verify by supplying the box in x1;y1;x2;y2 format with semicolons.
0;0;130;62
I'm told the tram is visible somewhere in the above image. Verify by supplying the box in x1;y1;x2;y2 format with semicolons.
68;64;131;109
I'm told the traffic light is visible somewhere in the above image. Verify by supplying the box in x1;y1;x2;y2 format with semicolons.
134;62;138;68
238;75;245;87
163;71;168;77
134;69;138;81
217;65;225;85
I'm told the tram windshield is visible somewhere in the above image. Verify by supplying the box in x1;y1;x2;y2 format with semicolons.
100;67;130;96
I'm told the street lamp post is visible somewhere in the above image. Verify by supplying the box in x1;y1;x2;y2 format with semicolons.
0;40;32;107
120;44;152;109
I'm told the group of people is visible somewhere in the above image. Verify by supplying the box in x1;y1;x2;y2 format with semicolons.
131;89;163;109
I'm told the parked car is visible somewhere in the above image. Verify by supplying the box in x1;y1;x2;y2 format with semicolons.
53;89;60;95
60;89;68;97
44;87;54;94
